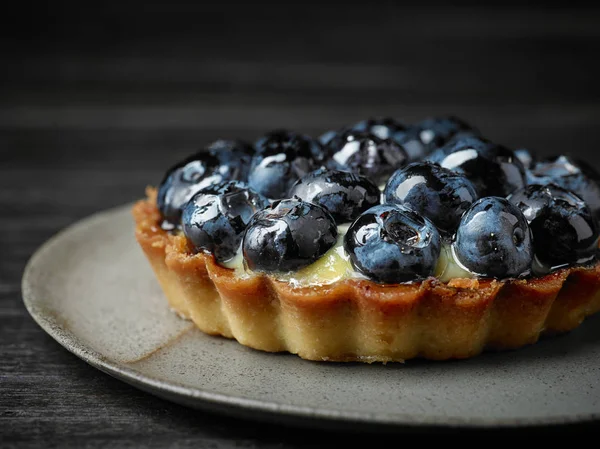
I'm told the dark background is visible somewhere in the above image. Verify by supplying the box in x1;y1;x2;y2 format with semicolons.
2;1;600;447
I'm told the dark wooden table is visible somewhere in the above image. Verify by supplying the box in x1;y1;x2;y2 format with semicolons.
2;2;600;447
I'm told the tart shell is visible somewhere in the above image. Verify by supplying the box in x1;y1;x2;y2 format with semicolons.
133;188;600;362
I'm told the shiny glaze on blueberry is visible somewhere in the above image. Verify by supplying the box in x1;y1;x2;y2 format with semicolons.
325;130;408;185
318;129;340;147
242;198;338;272
254;129;325;161
514;148;536;170
344;204;441;283
319;117;408;153
207;139;254;182
181;181;269;263
398;116;479;161
527;155;600;222
157;151;225;228
384;162;478;237
351;117;409;143
428;136;526;197
453;197;533;279
508;184;599;269
248;130;321;199
288;168;381;224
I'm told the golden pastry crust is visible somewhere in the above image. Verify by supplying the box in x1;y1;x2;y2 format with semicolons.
133;188;600;362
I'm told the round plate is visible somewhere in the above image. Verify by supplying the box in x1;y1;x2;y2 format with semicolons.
22;204;600;430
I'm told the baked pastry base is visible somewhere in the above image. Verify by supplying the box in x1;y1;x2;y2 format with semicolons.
133;189;600;362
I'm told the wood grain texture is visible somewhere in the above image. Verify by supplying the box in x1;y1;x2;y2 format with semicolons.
2;1;600;447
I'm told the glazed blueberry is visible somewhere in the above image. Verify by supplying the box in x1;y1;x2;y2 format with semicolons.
206;139;254;182
527;155;600;222
398;116;479;161
157;152;225;228
508;184;599;268
384;162;478;236
326;130;408;185
248;130;320;199
288;168;381;224
254;129;325;162
344;204;441;283
181;181;269;263
453;197;533;279
528;155;583;180
319;129;342;147
243;198;338;272
351;117;410;143
426;135;490;164
428;136;526;197
514;148;536;170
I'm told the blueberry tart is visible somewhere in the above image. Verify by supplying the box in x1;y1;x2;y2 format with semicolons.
133;121;600;363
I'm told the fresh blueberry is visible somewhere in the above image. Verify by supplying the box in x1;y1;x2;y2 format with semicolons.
514;148;536;170
181;181;269;263
288;168;381;224
344;204;441;283
248;130;321;199
428;136;526;197
242;198;338;272
319;117;408;150
254;129;325;162
157;152;225;228
426;134;490;164
206;139;254;182
384;162;478;237
508;184;599;269
398;116;479;161
453;197;533;279
528;155;583;180
351;117;410;143
318;129;342;147
325;130;408;185
527;155;600;222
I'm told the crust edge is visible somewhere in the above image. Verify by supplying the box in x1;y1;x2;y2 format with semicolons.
132;190;600;362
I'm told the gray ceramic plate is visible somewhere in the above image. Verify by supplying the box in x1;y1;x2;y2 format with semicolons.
22;204;600;430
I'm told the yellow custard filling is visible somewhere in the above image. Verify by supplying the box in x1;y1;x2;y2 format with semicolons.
277;224;356;287
221;224;475;287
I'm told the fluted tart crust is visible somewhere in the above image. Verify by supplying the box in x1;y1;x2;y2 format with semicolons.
133;188;600;362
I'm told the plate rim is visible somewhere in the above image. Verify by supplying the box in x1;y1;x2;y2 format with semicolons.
21;204;600;430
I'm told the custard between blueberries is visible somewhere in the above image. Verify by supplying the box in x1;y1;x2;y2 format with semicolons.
133;117;600;362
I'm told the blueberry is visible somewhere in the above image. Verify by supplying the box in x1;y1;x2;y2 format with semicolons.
398;116;479;161
508;184;599;268
384;162;478;236
248;130;321;199
288;168;381;224
325;130;408;185
157;152;225;228
254;129;325;162
242;198;338;272
351;117;410;143
514;148;536;170
344;204;441;283
426;135;490;164
453;197;533;279
428;136;526;197
528;155;582;179
527;155;600;222
318;129;342;147
181;181;269;263
206;139;254;182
